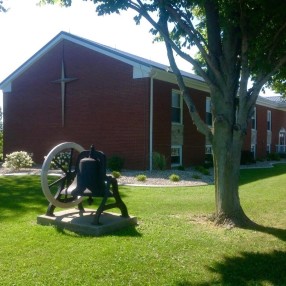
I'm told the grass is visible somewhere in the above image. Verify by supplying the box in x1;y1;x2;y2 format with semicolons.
0;165;285;285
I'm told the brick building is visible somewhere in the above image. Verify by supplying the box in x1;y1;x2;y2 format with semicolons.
0;32;285;169
243;96;286;159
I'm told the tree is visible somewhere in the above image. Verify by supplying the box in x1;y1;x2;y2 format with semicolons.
0;0;7;12
40;0;286;227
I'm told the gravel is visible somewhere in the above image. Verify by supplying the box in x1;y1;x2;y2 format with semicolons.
0;165;213;186
0;160;278;187
115;169;213;186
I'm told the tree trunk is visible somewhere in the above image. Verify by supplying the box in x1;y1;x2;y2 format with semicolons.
212;121;253;227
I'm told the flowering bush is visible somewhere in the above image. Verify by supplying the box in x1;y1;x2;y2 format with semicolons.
3;151;34;170
50;152;70;170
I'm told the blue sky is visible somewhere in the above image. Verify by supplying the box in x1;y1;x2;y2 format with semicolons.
0;0;191;108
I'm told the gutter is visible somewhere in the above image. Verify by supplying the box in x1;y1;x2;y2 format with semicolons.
149;70;157;171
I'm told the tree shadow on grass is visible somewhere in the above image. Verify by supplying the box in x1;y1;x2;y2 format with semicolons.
0;176;134;222
0;175;47;221
244;223;286;242
208;250;286;286
175;222;286;286
239;163;286;186
175;251;286;286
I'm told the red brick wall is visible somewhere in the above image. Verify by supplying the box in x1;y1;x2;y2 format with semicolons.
270;107;286;152
256;105;268;157
152;80;173;166
183;88;206;166
152;80;206;168
3;40;150;169
243;104;286;158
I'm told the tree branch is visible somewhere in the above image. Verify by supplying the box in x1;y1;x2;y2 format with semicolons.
247;53;286;110
164;2;224;89
130;1;207;74
238;0;249;99
267;21;286;61
158;11;212;139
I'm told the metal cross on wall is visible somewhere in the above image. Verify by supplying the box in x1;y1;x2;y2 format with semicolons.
52;60;77;127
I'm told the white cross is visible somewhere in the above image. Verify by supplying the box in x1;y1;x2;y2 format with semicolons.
52;60;77;127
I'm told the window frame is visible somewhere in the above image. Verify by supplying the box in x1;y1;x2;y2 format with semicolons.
251;144;256;159
205;144;212;155
251;107;257;130
267;110;272;131
205;97;212;126
171;145;182;167
267;144;271;154
171;90;183;125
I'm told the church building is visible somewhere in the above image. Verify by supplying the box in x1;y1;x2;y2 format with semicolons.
1;32;286;169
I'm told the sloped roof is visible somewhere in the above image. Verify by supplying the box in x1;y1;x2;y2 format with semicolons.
264;96;286;103
0;31;206;92
1;31;284;110
257;95;286;110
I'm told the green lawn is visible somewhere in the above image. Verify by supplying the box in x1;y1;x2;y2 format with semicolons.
0;165;285;285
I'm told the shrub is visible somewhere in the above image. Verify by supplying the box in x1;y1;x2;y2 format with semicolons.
136;174;147;182
241;150;255;164
192;174;201;180
202;168;210;176
279;153;286;159
204;154;213;168
107;155;124;171
3;151;34;170
169;174;180;182
267;152;281;161
152;152;167;170
195;165;210;175
177;165;185;171
112;171;121;178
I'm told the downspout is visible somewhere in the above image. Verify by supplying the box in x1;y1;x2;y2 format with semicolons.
149;70;157;171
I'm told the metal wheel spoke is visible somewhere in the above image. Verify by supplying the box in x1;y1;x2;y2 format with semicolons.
51;158;69;174
48;176;66;189
41;142;85;208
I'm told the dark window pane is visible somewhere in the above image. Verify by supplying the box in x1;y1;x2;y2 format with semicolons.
171;155;180;164
206;112;212;126
172;108;181;123
172;93;180;108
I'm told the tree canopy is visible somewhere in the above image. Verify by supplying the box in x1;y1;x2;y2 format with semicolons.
0;0;7;12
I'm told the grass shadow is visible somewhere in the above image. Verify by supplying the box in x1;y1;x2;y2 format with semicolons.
207;250;286;285
54;224;142;238
0;176;133;222
0;175;47;221
239;163;286;186
245;223;286;242
175;250;286;286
